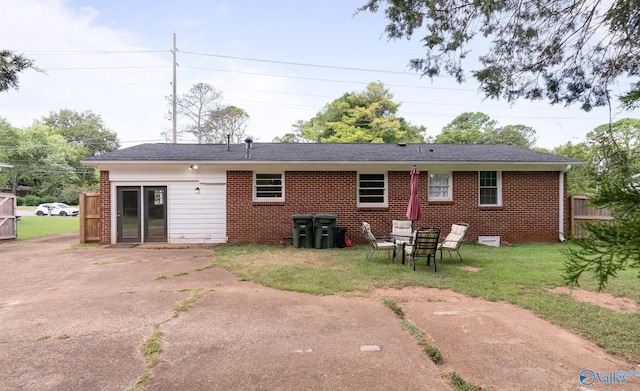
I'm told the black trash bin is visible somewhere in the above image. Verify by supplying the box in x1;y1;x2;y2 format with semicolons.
292;214;314;248
335;227;347;248
314;214;336;249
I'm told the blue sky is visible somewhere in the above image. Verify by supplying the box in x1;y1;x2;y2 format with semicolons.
1;0;638;149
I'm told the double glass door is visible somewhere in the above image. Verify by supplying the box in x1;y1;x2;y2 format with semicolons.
116;186;167;243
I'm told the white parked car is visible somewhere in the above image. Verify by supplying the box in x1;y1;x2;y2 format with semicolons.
34;203;79;217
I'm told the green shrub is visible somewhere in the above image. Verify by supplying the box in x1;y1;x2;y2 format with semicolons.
42;195;57;203
22;195;40;206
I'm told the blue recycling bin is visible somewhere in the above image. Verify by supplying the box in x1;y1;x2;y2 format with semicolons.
314;214;336;249
292;214;314;248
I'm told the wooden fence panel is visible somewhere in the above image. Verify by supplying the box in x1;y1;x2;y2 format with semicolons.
570;195;613;238
0;193;17;240
80;192;100;243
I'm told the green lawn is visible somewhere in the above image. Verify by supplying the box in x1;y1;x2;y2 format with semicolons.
214;242;640;363
16;215;79;239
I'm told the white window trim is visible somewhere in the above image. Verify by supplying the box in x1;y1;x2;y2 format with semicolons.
478;171;502;206
357;172;388;208
428;172;453;201
253;172;285;202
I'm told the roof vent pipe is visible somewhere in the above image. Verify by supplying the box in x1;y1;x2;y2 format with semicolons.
226;134;231;151
245;138;253;149
244;138;252;158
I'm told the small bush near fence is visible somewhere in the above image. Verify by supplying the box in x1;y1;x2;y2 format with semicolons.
18;195;58;206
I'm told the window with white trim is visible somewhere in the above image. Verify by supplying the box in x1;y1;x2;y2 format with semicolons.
479;171;501;206
428;172;452;201
358;173;387;207
253;173;284;201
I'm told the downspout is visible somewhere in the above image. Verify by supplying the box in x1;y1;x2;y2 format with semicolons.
559;165;572;242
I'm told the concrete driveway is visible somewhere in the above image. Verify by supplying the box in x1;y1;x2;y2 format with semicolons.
0;234;448;391
2;234;638;391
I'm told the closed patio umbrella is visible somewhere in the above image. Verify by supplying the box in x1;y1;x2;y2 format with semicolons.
406;165;422;224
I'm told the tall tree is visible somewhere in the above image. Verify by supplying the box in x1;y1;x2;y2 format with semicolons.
41;109;120;156
435;112;537;147
273;120;309;143
564;118;640;289
40;109;119;187
359;1;640;110
484;125;537;149
299;81;426;143
174;83;223;144
3;124;83;198
0;50;41;92
552;141;593;195
436;112;495;144
207;105;250;144
0;118;20;191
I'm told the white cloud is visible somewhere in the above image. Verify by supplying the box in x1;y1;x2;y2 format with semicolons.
0;0;171;143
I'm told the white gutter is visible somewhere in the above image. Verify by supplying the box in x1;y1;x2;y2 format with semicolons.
559;165;572;242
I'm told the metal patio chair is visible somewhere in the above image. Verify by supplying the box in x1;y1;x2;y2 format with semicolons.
404;227;441;271
361;221;399;261
438;222;470;263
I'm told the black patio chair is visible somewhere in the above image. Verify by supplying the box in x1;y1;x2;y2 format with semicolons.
403;227;441;271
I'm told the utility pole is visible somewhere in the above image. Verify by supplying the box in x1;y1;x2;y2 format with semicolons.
172;33;177;144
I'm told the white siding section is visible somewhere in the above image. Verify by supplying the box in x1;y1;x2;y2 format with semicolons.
169;183;226;244
107;165;227;244
109;166;225;183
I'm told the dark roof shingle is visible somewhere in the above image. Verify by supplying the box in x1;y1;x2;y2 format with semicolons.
84;142;579;164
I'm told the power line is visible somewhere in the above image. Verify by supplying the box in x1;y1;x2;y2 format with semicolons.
46;65;169;71
20;49;169;55
180;65;477;92
180;50;422;76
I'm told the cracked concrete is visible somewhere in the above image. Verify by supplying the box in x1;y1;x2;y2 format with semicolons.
1;234;637;390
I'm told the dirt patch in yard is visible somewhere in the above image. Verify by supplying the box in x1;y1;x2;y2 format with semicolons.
549;287;638;313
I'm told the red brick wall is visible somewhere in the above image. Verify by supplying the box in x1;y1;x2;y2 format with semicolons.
99;170;111;245
227;170;565;244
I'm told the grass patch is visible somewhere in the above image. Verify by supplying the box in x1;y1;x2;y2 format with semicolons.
194;262;216;272
154;275;168;280
446;372;488;391
213;242;640;362
17;216;79;239
402;320;442;363
126;370;152;391
141;325;163;367
173;289;203;317
67;243;100;250
173;271;189;277
383;298;405;319
127;325;163;391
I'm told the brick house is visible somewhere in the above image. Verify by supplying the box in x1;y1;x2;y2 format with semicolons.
82;142;579;245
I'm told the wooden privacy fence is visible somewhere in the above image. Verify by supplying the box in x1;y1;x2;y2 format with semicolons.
570;195;613;238
80;192;100;243
0;193;17;240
